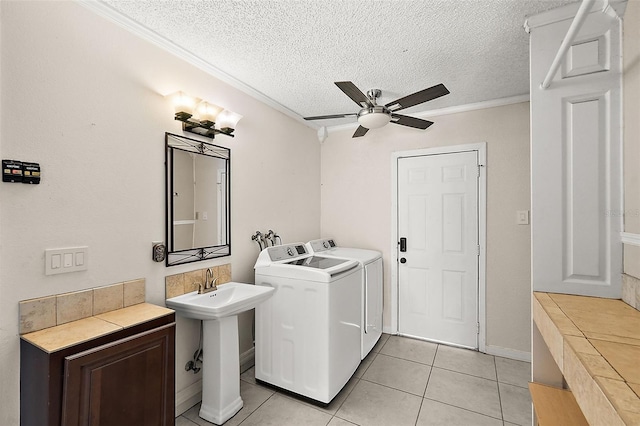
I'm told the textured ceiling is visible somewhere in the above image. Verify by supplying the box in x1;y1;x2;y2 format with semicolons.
100;0;577;129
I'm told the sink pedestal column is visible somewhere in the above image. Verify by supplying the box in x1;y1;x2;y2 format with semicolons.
199;316;243;425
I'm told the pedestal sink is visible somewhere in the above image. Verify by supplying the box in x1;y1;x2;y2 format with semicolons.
166;282;274;425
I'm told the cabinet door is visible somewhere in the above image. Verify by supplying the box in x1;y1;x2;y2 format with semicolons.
530;5;622;297
61;323;175;426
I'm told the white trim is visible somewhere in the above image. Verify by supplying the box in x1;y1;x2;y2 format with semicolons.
390;143;487;353
77;0;305;127
330;95;529;135
523;0;626;33
239;347;255;373
621;232;640;247
76;1;532;134
175;379;202;416
485;345;532;363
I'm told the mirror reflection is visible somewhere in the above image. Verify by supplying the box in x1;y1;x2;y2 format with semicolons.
166;133;230;266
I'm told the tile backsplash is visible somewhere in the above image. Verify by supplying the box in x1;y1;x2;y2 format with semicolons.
165;263;231;299
622;273;640;311
19;278;146;335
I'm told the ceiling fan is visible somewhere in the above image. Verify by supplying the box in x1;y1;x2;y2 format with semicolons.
304;81;450;138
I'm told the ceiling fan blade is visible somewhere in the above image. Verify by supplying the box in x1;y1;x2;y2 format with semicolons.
335;81;371;107
385;84;450;112
391;114;434;130
304;113;358;120
352;126;369;138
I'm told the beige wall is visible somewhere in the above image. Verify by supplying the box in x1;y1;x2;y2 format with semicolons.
0;2;320;423
321;102;532;356
623;0;640;278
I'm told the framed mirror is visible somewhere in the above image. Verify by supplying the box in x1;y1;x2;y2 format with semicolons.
165;132;230;266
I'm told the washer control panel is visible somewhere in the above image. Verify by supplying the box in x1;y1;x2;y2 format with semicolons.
307;239;337;253
268;244;307;261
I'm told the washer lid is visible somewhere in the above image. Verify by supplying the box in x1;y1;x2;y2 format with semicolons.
286;256;347;269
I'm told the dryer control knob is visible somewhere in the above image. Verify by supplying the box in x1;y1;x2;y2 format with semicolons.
287;247;294;256
323;241;330;248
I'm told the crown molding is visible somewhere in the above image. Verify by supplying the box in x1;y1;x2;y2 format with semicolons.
524;0;627;33
326;94;530;136
77;0;308;127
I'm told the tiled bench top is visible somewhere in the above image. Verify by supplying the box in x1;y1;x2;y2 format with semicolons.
21;303;174;353
533;292;640;425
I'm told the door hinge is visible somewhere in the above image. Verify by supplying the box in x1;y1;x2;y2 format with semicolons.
477;322;480;334
477;245;480;256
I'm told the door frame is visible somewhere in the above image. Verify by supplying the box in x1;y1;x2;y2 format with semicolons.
390;142;487;352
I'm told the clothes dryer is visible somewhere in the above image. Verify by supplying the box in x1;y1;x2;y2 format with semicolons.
306;238;383;359
254;243;362;404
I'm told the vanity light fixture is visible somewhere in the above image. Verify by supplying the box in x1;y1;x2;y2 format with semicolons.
169;91;241;139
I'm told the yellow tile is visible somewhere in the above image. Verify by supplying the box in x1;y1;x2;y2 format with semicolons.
547;309;583;337
594;377;640;414
566;311;640;341
533;296;564;370
629;383;640;399
550;293;637;316
565;335;599;355
583;332;640;347
533;292;557;307
19;295;57;334
185;269;204;293
563;343;626;426
218;263;231;283
184;269;205;293
95;303;173;328
123;278;145;307
590;340;640;385
93;283;124;315
21;316;121;353
165;273;185;299
620;409;640;426
56;289;93;325
574;351;622;381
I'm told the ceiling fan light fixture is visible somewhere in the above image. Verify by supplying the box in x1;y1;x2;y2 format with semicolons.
357;106;391;129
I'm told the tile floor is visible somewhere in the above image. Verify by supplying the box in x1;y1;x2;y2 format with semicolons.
177;334;532;426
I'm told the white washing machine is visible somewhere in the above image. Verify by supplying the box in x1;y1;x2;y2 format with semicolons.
254;243;362;404
306;239;383;359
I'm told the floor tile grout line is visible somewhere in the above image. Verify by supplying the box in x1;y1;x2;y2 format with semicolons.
429;364;498;382
414;343;439;426
359;376;429;398
421;396;506;422
236;390;278;425
373;351;437;368
493;354;505;422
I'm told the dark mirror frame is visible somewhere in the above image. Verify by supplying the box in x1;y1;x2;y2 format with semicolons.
165;132;231;266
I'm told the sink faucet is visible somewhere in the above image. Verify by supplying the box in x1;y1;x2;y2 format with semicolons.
198;268;218;294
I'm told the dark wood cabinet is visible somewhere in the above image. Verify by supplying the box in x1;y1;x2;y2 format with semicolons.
21;313;175;426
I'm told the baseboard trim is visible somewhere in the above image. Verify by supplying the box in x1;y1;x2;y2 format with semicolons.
240;346;255;373
485;345;531;362
175;379;202;416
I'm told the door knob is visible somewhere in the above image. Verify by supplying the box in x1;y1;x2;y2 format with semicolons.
400;258;407;264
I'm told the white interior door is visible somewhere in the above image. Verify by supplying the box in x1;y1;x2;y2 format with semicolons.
397;151;479;348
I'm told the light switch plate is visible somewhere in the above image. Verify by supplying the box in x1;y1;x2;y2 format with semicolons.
516;210;530;225
45;247;88;275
